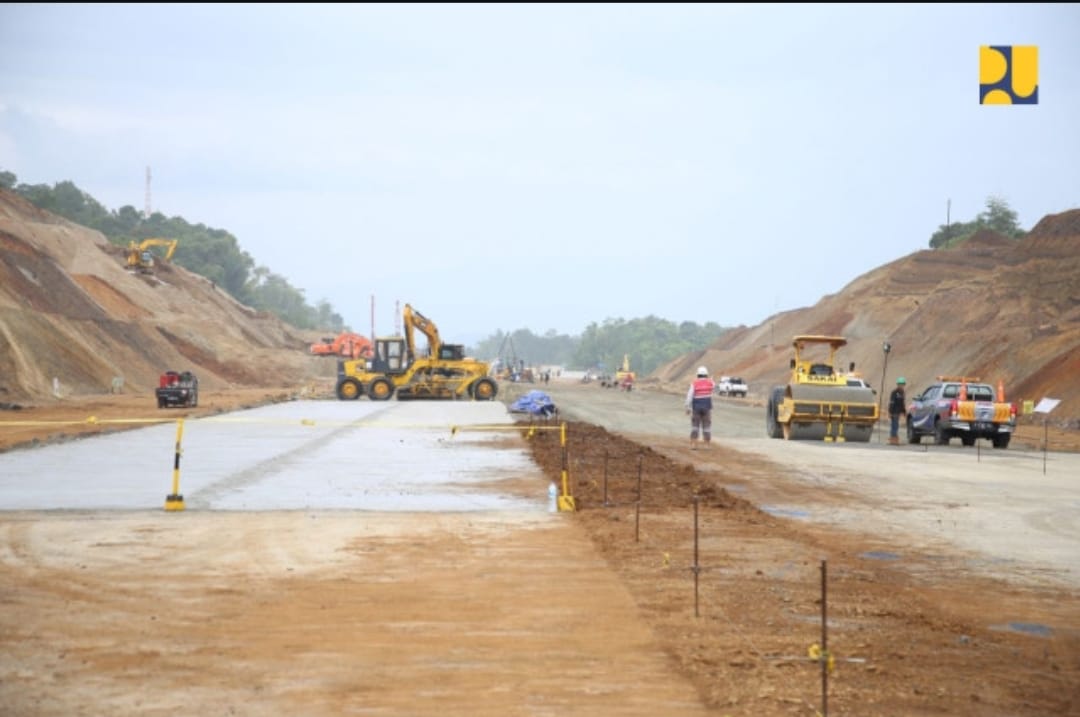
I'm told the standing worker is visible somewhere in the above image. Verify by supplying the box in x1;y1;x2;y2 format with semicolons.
685;366;716;449
888;377;907;445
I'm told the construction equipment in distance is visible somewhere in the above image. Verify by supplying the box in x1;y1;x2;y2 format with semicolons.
765;335;878;442
335;303;497;401
491;334;534;382
126;238;178;274
614;354;636;385
156;370;198;408
310;332;374;360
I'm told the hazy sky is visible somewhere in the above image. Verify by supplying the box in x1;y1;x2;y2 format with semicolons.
2;4;1077;343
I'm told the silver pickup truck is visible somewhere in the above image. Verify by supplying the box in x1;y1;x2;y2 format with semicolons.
907;377;1014;448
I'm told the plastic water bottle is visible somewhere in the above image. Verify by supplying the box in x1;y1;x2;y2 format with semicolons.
548;482;558;513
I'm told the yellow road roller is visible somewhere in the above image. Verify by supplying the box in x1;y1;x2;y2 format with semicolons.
766;335;878;442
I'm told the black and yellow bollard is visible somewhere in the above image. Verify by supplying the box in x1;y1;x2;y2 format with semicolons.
164;418;186;511
557;422;576;512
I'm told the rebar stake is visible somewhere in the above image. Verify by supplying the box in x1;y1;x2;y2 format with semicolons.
821;559;829;717
603;450;610;507
692;496;701;618
634;453;643;543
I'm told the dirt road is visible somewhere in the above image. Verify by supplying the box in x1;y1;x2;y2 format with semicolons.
530;380;1080;589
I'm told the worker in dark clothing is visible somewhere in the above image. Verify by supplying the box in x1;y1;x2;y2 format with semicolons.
888;376;907;445
685;366;716;449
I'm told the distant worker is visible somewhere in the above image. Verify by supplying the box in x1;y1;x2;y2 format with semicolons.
888;377;907;445
685;366;716;449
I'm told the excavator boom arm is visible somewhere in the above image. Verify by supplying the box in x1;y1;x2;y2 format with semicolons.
127;238;178;268
403;304;440;361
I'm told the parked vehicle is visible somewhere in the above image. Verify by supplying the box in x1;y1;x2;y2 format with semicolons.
156;370;198;408
715;376;748;397
906;376;1015;448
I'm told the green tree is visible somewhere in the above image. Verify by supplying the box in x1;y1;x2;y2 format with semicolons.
929;196;1025;248
977;195;1024;238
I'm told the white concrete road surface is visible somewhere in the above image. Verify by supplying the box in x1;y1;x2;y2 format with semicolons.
0;401;548;512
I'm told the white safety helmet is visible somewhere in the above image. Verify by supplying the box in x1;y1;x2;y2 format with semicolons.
696;366;709;377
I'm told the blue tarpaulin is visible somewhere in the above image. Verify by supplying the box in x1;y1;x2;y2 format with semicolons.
510;390;557;417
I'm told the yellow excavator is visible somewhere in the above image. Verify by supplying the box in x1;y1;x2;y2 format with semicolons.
126;238;178;274
766;335;878;442
614;354;635;384
335;303;497;401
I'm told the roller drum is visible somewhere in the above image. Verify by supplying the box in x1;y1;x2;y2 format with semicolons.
782;383;877;443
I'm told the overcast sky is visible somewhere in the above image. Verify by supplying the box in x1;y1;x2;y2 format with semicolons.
2;4;1077;343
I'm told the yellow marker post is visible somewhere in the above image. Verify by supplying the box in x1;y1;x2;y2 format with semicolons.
164;418;186;511
557;422;576;512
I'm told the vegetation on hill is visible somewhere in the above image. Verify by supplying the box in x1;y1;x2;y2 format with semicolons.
928;196;1026;248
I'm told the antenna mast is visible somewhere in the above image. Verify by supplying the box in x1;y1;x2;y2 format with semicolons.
143;166;152;219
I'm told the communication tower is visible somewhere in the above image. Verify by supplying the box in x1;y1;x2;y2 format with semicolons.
143;166;152;219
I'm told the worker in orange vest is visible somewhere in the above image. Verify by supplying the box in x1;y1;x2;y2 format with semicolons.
685;366;716;450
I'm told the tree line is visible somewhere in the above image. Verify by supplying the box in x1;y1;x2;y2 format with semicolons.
472;317;729;377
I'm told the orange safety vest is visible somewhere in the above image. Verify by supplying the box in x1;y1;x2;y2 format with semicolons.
691;378;714;399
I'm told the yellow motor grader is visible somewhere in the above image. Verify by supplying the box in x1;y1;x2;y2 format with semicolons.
765;335;878;442
335;304;497;401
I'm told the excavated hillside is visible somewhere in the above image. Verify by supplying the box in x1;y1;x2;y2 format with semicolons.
0;189;327;403
654;209;1080;424
2;187;1077;425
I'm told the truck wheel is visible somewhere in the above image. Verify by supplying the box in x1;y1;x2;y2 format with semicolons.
992;434;1011;449
961;435;975;447
906;418;920;444
471;378;498;401
190;389;198;408
934;420;950;446
336;378;362;401
368;378;394;401
766;387;784;439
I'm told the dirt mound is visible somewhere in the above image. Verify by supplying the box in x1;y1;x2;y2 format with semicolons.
0;189;330;403
521;419;1078;716
1029;207;1080;239
654;208;1080;424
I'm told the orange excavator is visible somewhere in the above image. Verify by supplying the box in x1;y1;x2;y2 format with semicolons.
310;332;374;360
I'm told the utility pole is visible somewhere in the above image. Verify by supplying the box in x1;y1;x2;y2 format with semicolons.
944;198;951;245
878;342;891;443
